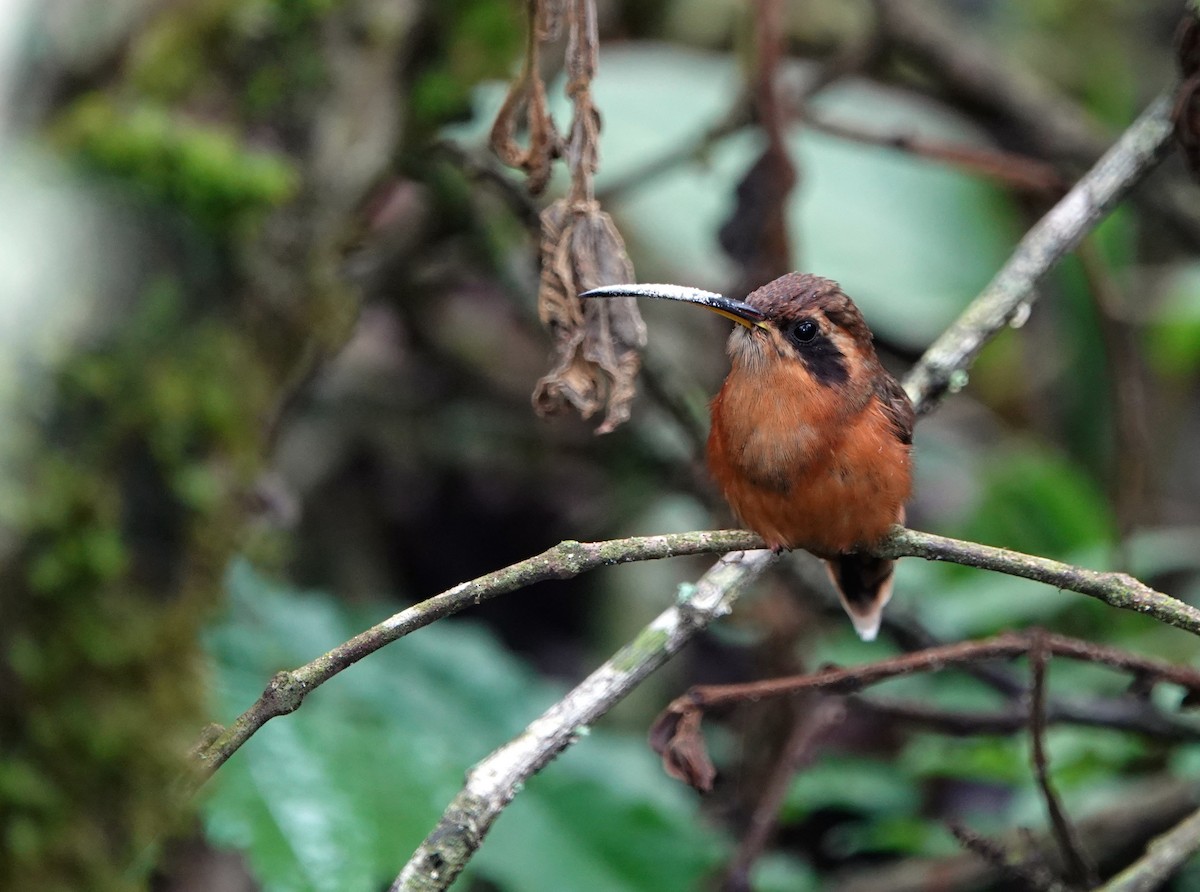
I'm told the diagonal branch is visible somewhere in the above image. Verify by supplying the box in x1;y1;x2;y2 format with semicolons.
190;529;761;782
902;87;1177;414
391;547;777;892
1096;805;1200;892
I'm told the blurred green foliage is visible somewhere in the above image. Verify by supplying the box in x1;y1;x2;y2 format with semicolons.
2;279;272;890
53;96;297;237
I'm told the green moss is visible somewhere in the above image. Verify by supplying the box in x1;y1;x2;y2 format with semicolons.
52;95;298;237
1;277;274;891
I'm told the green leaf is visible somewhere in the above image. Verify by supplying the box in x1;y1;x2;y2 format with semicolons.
202;561;724;891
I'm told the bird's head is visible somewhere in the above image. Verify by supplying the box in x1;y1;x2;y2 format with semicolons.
581;272;880;392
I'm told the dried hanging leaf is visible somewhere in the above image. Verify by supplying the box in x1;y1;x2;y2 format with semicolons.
488;0;565;195
532;199;646;434
718;0;797;294
718;141;798;288
492;0;647;433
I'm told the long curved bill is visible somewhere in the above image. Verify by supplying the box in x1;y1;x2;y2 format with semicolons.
580;283;766;329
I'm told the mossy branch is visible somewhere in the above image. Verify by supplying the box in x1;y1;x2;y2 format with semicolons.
193;523;1197;787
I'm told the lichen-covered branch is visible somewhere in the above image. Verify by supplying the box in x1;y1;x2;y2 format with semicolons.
875;527;1200;635
902;88;1177;414
191;529;763;781
196;521;1200;788
391;547;777;892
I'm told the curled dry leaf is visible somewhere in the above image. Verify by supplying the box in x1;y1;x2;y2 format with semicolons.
648;702;717;793
532;199;647;434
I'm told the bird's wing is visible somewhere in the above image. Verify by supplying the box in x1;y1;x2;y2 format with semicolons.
875;373;915;446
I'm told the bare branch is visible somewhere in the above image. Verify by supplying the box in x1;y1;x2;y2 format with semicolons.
902;88;1177;414
875;526;1200;636
666;631;1200;714
390;548;777;892
849;694;1200;743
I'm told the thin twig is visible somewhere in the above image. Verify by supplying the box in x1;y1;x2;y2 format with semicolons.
803;111;1067;195
850;693;1200;743
391;548;777;892
722;698;847;891
1029;632;1099;888
871;0;1108;166
672;630;1200;712
946;821;1065;892
1076;237;1150;550
191;529;763;782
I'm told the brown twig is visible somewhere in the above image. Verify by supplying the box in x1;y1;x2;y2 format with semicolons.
801;111;1068;196
668;630;1200;715
649;629;1200;796
871;0;1200;248
1076;238;1151;550
1029;632;1099;889
849;692;1200;743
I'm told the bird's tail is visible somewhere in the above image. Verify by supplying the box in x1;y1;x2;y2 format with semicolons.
825;554;895;641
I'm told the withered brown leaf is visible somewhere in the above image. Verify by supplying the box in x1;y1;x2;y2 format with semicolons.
648;702;717;793
532;199;647;434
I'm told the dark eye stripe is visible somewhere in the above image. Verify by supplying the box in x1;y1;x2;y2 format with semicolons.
778;316;849;387
801;346;848;387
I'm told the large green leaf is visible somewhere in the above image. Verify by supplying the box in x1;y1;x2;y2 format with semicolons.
202;561;724;891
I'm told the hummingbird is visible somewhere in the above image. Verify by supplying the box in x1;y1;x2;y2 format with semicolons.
582;272;914;640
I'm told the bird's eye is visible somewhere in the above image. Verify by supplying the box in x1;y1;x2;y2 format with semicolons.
790;319;819;343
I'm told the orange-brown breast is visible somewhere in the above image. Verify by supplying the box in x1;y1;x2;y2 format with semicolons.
706;361;911;556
